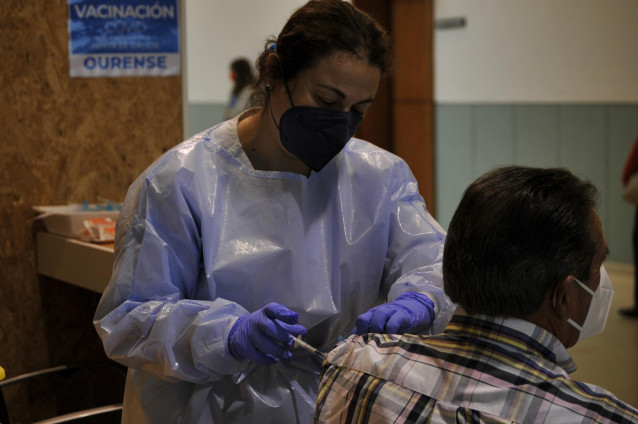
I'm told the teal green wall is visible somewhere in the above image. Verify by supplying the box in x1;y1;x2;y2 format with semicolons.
188;102;638;263
436;104;638;263
187;103;226;137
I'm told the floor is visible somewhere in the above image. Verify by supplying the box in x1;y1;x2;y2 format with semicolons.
569;261;638;407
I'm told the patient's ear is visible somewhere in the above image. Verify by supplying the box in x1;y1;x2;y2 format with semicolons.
552;276;575;320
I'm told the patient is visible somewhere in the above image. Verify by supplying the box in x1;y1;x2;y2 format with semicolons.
314;166;638;423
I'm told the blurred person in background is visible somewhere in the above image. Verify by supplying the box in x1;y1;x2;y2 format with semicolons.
223;57;255;120
620;136;638;318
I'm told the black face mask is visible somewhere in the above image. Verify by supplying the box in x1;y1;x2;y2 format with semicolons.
269;65;364;172
272;104;363;172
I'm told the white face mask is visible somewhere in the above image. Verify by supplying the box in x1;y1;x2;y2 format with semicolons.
567;265;614;341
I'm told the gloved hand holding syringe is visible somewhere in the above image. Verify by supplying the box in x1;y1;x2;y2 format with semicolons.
228;302;327;364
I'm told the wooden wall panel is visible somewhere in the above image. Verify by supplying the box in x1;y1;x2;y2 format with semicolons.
353;0;436;213
393;0;436;212
394;102;435;209
393;0;433;101
0;1;183;421
353;0;393;152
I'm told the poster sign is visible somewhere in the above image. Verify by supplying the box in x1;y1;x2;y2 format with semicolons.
68;0;180;77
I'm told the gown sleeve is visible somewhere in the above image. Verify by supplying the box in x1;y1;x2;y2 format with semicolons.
93;159;251;384
383;160;456;335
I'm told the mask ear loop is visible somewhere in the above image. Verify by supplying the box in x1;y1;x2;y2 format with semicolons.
555;275;593;334
266;83;282;131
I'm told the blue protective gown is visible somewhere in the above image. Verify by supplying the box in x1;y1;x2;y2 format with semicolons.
94;110;455;423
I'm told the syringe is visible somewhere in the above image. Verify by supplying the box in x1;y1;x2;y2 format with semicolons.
292;335;327;360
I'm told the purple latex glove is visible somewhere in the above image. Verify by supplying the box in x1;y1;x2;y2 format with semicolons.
352;291;435;335
228;302;307;365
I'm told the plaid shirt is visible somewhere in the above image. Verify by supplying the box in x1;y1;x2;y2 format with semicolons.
314;315;638;423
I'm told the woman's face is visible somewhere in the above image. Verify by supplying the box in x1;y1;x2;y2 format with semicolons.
272;51;382;120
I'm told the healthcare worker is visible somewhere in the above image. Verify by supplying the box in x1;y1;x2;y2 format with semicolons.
94;0;455;422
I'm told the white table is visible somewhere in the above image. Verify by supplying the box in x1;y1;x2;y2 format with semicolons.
36;232;114;293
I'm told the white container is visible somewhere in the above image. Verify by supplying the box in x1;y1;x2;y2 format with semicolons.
33;204;120;238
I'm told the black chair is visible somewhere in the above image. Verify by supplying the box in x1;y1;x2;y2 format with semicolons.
0;363;125;423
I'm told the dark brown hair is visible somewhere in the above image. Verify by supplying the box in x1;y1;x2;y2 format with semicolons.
251;0;392;106
443;166;600;318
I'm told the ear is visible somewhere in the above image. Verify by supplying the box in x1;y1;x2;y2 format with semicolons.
552;275;575;320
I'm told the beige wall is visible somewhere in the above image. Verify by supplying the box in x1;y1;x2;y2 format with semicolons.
434;0;638;102
0;0;183;420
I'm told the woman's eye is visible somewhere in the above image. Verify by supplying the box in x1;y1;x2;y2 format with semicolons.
318;98;337;108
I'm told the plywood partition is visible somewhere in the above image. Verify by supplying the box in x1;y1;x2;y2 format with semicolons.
0;1;183;421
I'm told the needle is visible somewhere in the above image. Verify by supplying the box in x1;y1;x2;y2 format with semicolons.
292;335;327;360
